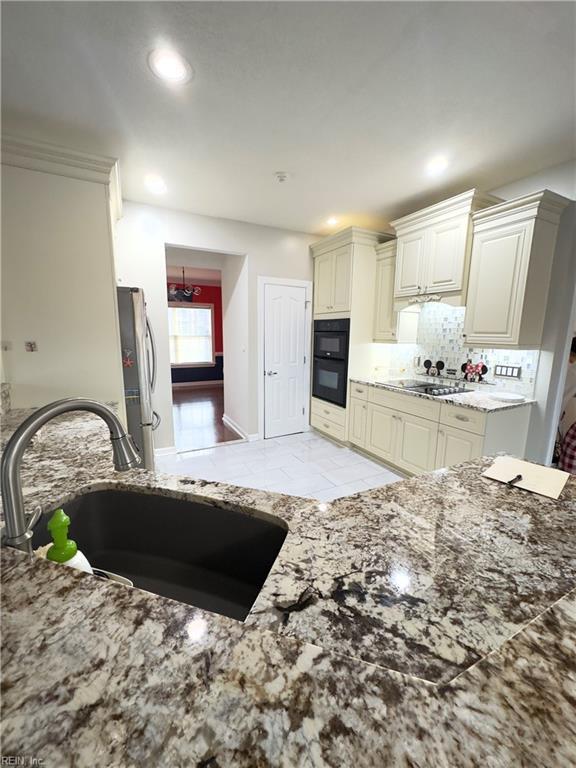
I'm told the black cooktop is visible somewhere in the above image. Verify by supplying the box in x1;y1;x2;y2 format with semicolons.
380;380;468;397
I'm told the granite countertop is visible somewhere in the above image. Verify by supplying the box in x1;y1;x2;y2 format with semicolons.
2;409;575;766
350;377;536;412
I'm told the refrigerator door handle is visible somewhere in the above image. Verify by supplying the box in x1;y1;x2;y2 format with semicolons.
146;317;157;393
151;410;161;431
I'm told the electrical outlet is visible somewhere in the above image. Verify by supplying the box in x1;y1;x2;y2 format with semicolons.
494;364;521;378
24;341;38;352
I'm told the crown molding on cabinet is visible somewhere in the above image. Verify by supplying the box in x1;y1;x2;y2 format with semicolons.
472;189;571;228
311;226;394;256
390;188;502;235
375;240;397;258
1;134;123;220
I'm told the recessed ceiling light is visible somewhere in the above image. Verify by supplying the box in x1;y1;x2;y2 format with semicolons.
426;155;449;177
148;48;193;84
326;216;339;226
145;174;167;195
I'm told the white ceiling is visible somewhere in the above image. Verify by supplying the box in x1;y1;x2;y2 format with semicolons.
2;2;575;234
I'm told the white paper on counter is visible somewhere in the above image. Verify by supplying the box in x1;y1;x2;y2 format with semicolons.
482;456;569;500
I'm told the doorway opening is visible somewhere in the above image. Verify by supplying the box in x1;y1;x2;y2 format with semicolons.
165;249;243;451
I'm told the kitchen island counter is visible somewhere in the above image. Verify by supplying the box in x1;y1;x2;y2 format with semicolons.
1;408;575;767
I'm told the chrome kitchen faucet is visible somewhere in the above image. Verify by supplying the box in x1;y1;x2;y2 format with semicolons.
1;398;141;554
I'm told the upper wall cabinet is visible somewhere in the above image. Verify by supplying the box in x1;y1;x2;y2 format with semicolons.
313;244;352;313
373;241;397;340
463;190;570;348
373;241;418;343
311;227;390;316
390;189;501;307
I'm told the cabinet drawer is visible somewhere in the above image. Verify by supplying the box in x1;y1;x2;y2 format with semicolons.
310;412;346;442
349;382;369;401
440;404;486;435
369;387;441;422
311;398;347;427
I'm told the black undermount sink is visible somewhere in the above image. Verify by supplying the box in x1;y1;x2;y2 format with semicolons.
32;489;288;621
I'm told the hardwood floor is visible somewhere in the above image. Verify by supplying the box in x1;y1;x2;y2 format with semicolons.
172;384;242;451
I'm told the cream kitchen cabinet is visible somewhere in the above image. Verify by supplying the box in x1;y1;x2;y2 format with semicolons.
352;387;441;474
464;190;570;348
373;242;397;340
311;227;393;319
373;241;418;343
391;189;500;305
312;244;352;313
360;402;438;473
346;380;533;476
349;397;368;448
394;231;426;297
366;403;398;463
435;424;484;468
394;411;439;474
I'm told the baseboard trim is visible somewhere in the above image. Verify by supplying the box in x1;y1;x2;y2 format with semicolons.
222;413;249;440
172;380;224;390
247;433;260;442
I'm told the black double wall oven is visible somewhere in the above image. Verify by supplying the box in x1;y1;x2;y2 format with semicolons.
312;318;350;408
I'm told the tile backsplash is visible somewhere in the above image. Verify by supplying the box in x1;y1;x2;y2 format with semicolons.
371;303;539;397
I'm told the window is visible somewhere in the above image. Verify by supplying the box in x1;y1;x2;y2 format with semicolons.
168;303;214;366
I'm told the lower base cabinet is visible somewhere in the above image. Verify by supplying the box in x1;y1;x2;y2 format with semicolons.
349;384;530;475
435;424;484;467
349;396;485;475
395;412;439;474
352;399;439;474
348;398;368;447
366;404;397;462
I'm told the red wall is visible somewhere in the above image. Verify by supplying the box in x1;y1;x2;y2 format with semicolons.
169;283;223;354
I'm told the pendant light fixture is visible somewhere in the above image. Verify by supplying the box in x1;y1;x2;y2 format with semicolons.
182;267;192;297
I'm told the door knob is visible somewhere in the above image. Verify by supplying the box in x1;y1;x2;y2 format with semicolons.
266;370;278;376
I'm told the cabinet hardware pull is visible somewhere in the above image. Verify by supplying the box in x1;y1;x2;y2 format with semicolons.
439;429;444;436
324;410;330;415
324;423;330;429
355;388;363;393
455;415;469;422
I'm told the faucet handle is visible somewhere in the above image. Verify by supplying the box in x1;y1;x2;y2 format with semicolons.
26;506;42;531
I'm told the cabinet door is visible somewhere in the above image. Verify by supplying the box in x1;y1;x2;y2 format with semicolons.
313;252;334;314
425;215;468;294
463;221;531;346
373;256;397;341
332;246;352;312
349;398;368;448
366;403;397;462
394;413;438;475
435;425;484;469
394;231;426;297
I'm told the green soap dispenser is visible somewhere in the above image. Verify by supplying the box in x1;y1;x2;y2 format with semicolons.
47;509;93;574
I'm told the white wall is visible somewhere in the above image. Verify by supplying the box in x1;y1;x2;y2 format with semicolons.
490;159;576;201
1;164;125;410
114;202;314;449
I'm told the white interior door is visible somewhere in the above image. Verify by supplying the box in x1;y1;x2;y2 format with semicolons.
264;283;307;438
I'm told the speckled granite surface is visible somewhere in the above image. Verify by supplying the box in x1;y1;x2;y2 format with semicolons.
2;409;575;766
350;377;536;412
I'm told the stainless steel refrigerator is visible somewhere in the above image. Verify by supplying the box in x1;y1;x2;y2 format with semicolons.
117;287;160;470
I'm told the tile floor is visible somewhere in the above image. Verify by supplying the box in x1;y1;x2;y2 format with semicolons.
156;430;403;502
